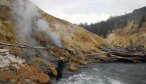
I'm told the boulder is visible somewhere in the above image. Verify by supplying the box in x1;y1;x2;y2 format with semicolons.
66;64;79;71
48;64;58;76
0;49;26;70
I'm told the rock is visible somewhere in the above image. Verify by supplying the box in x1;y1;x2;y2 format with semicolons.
0;49;9;53
48;64;58;76
0;57;10;68
0;49;26;70
0;49;50;84
66;64;79;71
97;55;109;61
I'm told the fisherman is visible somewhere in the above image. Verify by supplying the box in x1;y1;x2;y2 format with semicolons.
56;57;67;80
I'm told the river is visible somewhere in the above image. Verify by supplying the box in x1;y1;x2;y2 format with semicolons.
54;63;146;84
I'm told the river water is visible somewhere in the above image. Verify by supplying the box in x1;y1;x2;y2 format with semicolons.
56;63;146;84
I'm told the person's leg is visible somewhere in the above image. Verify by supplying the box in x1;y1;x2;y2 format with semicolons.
56;69;62;80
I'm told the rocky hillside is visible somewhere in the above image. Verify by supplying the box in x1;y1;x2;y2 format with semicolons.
0;0;106;83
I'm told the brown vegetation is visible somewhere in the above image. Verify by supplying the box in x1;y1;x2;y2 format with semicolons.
0;65;50;84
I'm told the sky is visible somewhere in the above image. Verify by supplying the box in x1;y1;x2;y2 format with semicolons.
31;0;146;24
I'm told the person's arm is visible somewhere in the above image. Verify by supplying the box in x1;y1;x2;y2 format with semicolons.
62;60;68;67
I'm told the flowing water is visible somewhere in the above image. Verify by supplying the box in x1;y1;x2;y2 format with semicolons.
56;63;146;84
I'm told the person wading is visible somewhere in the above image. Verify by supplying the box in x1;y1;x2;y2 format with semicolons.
56;57;67;80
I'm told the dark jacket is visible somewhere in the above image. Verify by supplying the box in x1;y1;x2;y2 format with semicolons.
56;60;66;80
57;60;66;71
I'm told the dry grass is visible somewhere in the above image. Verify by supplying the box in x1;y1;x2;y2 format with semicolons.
39;8;106;53
107;21;146;47
0;21;17;43
16;65;50;83
0;6;11;21
0;6;17;44
0;65;49;84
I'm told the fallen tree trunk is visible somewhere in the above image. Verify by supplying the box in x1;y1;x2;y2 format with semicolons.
86;52;108;56
97;45;146;62
108;54;134;62
0;42;50;50
110;51;146;57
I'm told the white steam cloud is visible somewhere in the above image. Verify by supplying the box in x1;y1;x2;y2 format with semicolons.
11;0;62;47
11;0;38;42
36;19;62;47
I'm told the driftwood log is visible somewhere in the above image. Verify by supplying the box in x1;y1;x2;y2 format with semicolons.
0;42;50;50
100;45;146;62
86;45;146;62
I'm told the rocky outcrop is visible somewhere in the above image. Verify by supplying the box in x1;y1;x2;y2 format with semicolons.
0;49;50;84
0;49;26;70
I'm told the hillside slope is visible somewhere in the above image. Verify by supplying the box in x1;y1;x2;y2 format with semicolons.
0;0;106;66
0;0;108;83
79;6;146;37
106;6;146;47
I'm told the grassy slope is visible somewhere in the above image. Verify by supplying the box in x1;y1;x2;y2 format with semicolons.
39;10;106;53
107;21;146;47
0;5;106;52
0;6;17;44
0;3;107;64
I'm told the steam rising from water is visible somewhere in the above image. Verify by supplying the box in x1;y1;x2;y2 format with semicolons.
11;0;62;47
